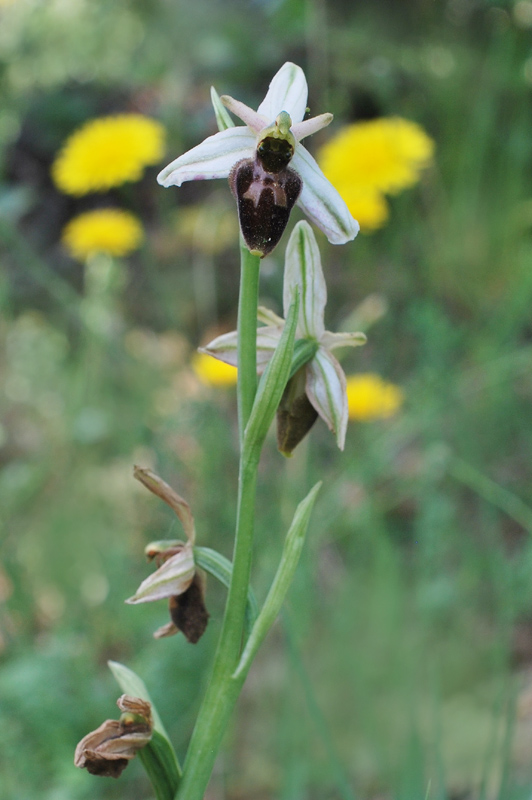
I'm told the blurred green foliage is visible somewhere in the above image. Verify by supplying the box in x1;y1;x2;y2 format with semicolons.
2;0;532;798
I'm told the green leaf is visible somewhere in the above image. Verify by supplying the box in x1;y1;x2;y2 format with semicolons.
243;292;300;461
108;660;182;798
138;731;181;800
233;481;322;680
210;86;235;132
193;546;259;639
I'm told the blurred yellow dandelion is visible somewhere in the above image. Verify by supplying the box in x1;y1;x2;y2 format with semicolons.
319;117;434;231
192;352;237;387
331;187;390;231
61;209;144;260
52;114;166;196
346;373;404;421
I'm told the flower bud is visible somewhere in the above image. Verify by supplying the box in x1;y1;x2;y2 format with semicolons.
74;695;152;779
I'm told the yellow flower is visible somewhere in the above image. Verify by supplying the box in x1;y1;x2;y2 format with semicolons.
52;114;166;196
318;117;434;231
61;209;144;260
346;373;404;421
192;352;237;387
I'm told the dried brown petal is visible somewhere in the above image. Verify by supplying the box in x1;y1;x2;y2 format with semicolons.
74;695;152;779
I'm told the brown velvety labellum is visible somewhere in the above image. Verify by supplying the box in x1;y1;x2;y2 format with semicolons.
229;156;302;258
169;574;209;644
276;391;318;455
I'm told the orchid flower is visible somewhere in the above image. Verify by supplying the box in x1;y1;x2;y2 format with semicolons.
126;467;209;643
201;221;366;450
158;63;359;255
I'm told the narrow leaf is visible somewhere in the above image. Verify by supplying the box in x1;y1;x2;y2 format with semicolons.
233;481;322;680
194;546;259;638
243;292;300;460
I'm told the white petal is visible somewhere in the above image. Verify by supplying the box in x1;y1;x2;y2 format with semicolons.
258;305;285;326
157;127;255;187
283;221;326;340
292;113;333;142
125;546;195;604
320;331;367;350
292;145;360;245
306;347;348;450
221;95;267;133
257;62;308;125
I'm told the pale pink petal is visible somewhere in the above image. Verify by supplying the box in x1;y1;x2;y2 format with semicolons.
257;305;284;326
157;127;255;187
291;145;360;245
221;95;267;133
257;62;308;124
306;347;348;450
283;221;326;340
291;113;333;142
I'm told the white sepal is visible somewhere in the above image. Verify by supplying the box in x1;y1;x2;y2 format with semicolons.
257;62;308;125
283;220;326;340
200;326;281;370
292;145;360;245
157;127;255;187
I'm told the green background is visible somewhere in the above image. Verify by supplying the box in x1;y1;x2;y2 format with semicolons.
2;0;532;797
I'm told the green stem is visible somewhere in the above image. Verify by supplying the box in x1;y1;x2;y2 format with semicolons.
237;240;260;442
174;246;261;800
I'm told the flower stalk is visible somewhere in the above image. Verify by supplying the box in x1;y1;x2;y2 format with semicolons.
76;62;362;800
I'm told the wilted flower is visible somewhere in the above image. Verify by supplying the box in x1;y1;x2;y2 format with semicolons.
74;695;152;778
201;221;366;451
61;209;144;260
126;467;209;643
192;351;237;387
319;117;434;231
346;373;404;421
158;62;359;256
52;114;166;195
